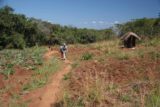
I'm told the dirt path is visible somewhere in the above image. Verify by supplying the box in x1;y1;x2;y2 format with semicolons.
38;62;71;107
29;49;72;107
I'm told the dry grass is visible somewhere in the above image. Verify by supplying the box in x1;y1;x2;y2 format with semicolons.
59;38;160;107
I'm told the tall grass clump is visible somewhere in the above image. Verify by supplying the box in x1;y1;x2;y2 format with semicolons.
141;37;160;47
148;51;160;61
145;84;160;107
81;52;93;60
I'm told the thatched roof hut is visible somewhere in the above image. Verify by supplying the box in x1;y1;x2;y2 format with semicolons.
121;32;141;48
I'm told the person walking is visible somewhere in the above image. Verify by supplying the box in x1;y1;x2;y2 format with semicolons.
60;43;68;60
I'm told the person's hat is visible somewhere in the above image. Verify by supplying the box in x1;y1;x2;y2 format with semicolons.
63;43;66;46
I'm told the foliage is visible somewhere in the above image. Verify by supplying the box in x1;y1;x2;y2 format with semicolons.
22;57;60;91
81;52;93;60
1;5;160;50
116;18;160;38
0;46;46;77
0;6;43;49
0;6;116;49
145;84;160;107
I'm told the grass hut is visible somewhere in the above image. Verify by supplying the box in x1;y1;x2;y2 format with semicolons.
121;32;141;48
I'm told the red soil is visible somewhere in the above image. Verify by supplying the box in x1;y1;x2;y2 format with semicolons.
0;66;33;106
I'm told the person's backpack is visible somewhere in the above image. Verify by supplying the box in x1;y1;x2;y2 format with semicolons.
62;46;67;51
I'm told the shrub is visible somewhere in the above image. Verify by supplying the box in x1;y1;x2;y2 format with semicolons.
12;33;26;49
81;52;93;60
78;34;96;44
119;94;131;102
65;35;76;44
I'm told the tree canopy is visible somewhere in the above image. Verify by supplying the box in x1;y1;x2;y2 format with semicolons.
116;18;160;38
0;6;160;49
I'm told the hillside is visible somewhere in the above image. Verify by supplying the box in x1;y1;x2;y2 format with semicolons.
0;38;160;107
58;38;160;107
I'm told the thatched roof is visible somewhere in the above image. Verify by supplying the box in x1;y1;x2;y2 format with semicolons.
120;32;141;41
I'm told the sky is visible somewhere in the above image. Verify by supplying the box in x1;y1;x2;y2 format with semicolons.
0;0;160;29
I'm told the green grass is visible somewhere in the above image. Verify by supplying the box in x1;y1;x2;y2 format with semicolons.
141;37;160;47
119;94;131;102
0;46;61;106
23;58;60;91
63;72;71;80
0;46;46;77
62;92;85;107
81;52;93;60
145;84;160;107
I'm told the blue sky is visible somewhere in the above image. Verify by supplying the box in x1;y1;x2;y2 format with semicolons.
1;0;160;29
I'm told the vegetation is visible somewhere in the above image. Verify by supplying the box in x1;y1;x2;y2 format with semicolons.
116;18;160;38
145;83;160;107
23;58;60;91
0;46;46;78
0;46;61;106
81;52;93;60
61;38;160;107
0;6;115;50
1;6;160;50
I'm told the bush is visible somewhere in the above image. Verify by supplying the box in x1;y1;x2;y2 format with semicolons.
78;34;96;44
81;52;93;60
65;35;76;44
12;33;26;49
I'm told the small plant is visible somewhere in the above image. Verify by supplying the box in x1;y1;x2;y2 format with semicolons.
71;61;79;68
148;51;160;61
63;92;84;107
81;52;93;60
119;94;131;102
63;72;71;80
138;50;145;58
116;52;129;60
96;45;102;50
145;84;160;107
106;82;118;92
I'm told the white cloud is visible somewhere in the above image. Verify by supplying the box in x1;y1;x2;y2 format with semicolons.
47;20;53;23
92;21;97;24
98;21;104;24
83;22;88;24
114;21;119;24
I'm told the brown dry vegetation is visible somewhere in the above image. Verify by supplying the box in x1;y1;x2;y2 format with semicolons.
0;38;160;107
58;38;160;107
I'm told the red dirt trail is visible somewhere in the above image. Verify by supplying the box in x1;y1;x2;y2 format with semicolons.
28;49;72;107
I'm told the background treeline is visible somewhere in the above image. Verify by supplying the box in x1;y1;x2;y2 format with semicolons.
0;6;115;49
116;18;160;38
0;6;160;49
